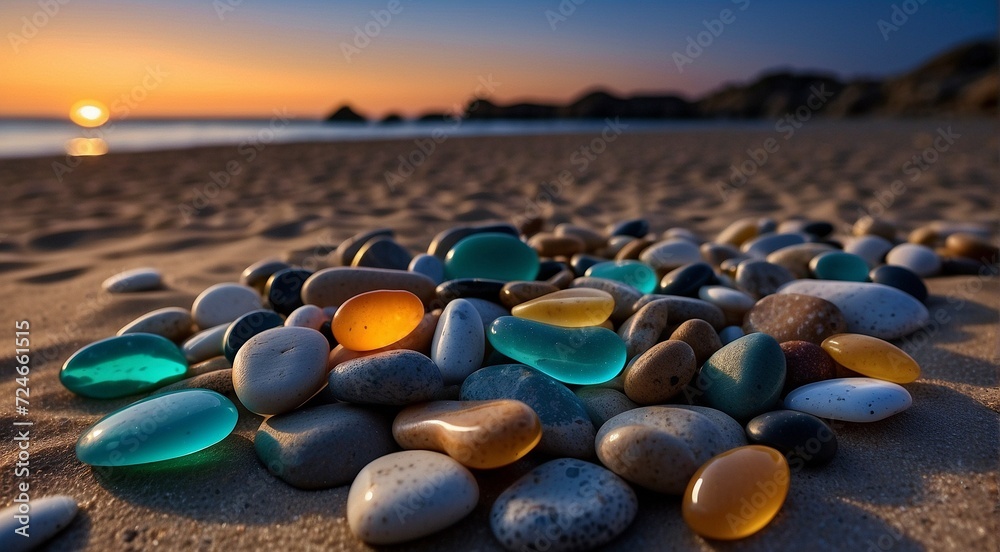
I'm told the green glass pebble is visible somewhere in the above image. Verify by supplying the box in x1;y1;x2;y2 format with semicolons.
76;389;238;466
809;252;870;282
487;316;626;385
445;233;539;282
584;260;658;294
61;333;188;399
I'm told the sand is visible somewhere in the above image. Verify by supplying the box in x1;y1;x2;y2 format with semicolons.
0;120;997;551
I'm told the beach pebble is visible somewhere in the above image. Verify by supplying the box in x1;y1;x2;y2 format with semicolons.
255;403;396;489
663;227;700;243
596;406;728;494
809;251;870;282
659;262;717;296
698;285;755;313
575;387;639;427
556;223;607;251
347;450;478;545
778;280;929;340
499;280;560;309
869;265;928;303
746;410;838;467
945;232;999;261
885;243;941;277
333;289;424;351
0;495;78;551
191;283;263;329
623;340;697;405
844;235;894;268
61;333;187;399
490;459;637;552
392;399;541;469
437;278;506;304
512;288;614;327
821;333;920;383
328;311;439;365
465;297;510;327
669;319;722;366
697;333;786;420
408;253;445;284
700;242;743;267
528;232;586;257
617;299;670;359
432;298;485;385
448;233;539;281
907;226;939;246
460;364;596;458
784;377;913;422
741;233;807;258
156;368;235;397
222;309;284;362
604;235;636;258
428;222;518;258
716;218;759;246
585;260;658;294
240;259;291;292
635;294;726;330
102;267;162;293
719;325;744;344
352;237;411;270
335;228;394;265
301;267;437;308
284;304;327;330
232;326;330;415
117;307;193;342
780;340;838;395
329;350;443;405
852;216;897;240
614;238;654;261
609;218;649;238
571;277;643;322
743;293;847;344
639;239;702;273
264;268;312;315
767;243;836;278
181;323;229;364
669;405;747;450
734;259;794;299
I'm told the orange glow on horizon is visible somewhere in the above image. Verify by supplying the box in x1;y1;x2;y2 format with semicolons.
69;100;109;127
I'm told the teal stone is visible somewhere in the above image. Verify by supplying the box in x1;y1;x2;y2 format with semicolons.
61;333;188;399
487;316;626;385
584;260;657;294
76;389;238;466
697;333;786;420
810;251;870;282
445;233;539;282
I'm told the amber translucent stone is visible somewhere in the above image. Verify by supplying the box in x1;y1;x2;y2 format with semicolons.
821;333;920;383
510;288;614;327
332;290;424;351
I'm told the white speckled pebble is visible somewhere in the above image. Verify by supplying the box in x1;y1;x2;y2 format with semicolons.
102;267;161;293
284;304;327;330
0;495;78;552
117;307;194;342
491;458;637;552
181;323;229;363
432;299;485;385
347;450;478;545
191;283;263;329
784;377;912;422
232;326;330;415
885;243;941;277
778;280;929;340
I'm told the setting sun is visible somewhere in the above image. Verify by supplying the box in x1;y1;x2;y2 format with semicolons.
69;100;109;128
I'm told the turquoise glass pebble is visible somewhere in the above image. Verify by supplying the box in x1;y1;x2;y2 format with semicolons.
487;316;626;385
584;260;658;294
810;252;870;282
445;233;539;282
60;333;188;399
76;389;238;466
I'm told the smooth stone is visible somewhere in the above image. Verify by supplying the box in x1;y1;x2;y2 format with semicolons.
784;377;913;422
743;293;848;344
61;333;187;398
537;260;570;280
546;267;576;288
669;319;722;366
240;258;291;292
623;340;697;405
697;333;786;420
264;268;312;315
528;232;586;257
845;235;895;268
821;333;920;383
329;350;443;405
432;299;485;385
927;221;993;240
886;243;942;277
719;325;743;345
698;285;755;313
301;267;436;308
513;288;614;328
853;216;897;240
777;280;929;339
663;227;700;242
335;228;394;265
332;289;424;351
223;309;285;362
117;307;193;342
428;222;519;258
802;221;834;237
465;297;511;327
715;218;759;246
232;327;330;415
941;256;991;275
191;283;263;329
156;368;235;397
639;239;703;273
908;226;939;246
571;277;643;322
490;459;637;552
609;218;649;238
780;341;838;396
352;237;411;270
460;364;595;457
102;267;161;293
659;262;717;297
255;403;396;489
488;316;626;385
809;251;870;282
701;242;743;267
284;304;327;330
585;260;658;294
734;259;794;299
766;243;837;279
557;223;607;251
436;278;507;305
76;389;237;465
683;445;789;540
328;312;438;365
617;299;670;359
869;265;929;303
347;450;478;544
945;232;999;261
393;399;541;469
408;253;445;285
445;233;538;281
741;232;808;258
614;237;654;261
500;280;560;309
0;495;77;551
670;405;748;450
746;410;838;467
596;406;727;494
575;387;639;427
188;356;232;376
181;323;229;364
634;294;726;330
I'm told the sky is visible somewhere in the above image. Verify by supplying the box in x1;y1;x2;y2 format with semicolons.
1;0;996;119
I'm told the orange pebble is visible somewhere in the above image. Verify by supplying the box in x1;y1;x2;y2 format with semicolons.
332;290;424;351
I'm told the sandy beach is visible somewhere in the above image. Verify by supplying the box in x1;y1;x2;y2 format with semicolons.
0;120;997;551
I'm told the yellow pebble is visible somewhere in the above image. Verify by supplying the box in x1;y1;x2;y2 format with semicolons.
821;333;920;384
683;445;789;540
332;290;424;351
511;288;614;327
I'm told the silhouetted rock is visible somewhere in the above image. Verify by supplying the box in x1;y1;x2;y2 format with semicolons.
696;72;843;119
380;113;404;123
326;105;366;122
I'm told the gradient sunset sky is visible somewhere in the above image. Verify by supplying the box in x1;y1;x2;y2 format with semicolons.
2;0;996;119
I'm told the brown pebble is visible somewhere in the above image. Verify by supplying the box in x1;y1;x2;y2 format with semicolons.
617;299;670;359
603;235;636;258
518;216;546;238
743;293;847;344
780;340;838;396
633;295;726;330
669;319;721;366
623;340;697;405
157;369;235;398
945;232;999;263
700;242;742;268
500;281;560;309
572;277;644;323
528;232;586;257
555;223;607;252
301;267;437;308
715;218;758;246
907;226;939;247
615;238;653;261
852;216;897;240
328;311;439;366
766;243;837;279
